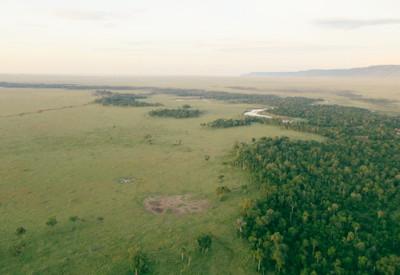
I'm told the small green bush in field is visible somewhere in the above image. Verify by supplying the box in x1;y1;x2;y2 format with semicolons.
129;247;151;275
46;217;58;227
197;233;212;253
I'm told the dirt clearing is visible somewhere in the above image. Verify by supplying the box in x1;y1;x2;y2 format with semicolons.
144;195;209;215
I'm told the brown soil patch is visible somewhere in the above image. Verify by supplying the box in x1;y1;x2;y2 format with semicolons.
144;195;208;215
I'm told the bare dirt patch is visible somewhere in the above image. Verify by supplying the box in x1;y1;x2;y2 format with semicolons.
116;177;135;184
144;195;208;215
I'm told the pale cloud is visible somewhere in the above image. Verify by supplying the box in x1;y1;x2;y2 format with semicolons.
315;18;400;29
55;10;116;21
54;9;142;22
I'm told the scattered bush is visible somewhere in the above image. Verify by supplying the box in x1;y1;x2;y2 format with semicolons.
144;134;153;145
216;186;231;201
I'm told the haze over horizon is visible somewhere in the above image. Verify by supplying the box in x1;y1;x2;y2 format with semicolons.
1;0;400;76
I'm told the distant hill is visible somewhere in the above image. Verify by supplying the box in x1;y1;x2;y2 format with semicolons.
245;65;400;77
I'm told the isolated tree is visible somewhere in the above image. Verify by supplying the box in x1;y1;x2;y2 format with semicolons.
69;216;79;222
46;217;58;227
15;227;26;236
197;233;212;253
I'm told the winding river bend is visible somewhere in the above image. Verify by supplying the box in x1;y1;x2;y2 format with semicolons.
243;108;272;119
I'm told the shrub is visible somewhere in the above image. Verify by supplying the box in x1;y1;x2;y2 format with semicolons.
197;233;212;253
129;248;151;275
46;217;58;227
15;226;26;236
216;186;231;196
69;216;79;222
10;241;26;256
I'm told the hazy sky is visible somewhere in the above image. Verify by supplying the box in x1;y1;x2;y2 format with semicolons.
1;0;399;75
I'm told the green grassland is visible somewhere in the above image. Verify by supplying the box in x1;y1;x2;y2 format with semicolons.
0;89;322;274
2;74;399;113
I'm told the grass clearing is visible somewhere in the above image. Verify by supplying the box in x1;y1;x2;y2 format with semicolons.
0;88;322;274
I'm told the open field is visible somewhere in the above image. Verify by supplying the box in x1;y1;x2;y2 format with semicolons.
0;87;322;274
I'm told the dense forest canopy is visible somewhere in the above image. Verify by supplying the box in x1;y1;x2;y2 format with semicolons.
204;117;266;128
149;106;203;119
94;93;161;107
234;99;400;274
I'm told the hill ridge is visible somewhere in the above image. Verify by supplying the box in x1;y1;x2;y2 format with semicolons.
245;65;400;77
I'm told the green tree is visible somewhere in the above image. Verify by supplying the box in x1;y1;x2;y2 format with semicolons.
197;233;212;253
46;217;58;227
15;227;26;236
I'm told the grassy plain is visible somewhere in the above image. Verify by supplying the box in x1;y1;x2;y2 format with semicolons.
2;74;399;113
0;87;322;274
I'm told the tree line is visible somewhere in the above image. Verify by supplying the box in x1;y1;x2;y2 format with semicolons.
0;81;320;107
203;117;266;128
149;106;202;118
94;93;162;107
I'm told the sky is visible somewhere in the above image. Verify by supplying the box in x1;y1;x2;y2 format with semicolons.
1;0;399;76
